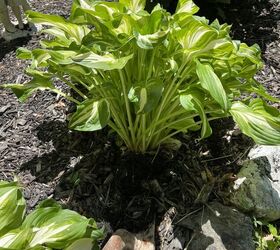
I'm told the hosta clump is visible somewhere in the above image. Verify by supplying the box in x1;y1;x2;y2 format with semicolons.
3;0;280;152
0;180;103;250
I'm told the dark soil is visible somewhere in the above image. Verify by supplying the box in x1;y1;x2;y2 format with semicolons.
0;0;279;248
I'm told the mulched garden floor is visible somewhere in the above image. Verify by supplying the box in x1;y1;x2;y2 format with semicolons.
0;0;279;247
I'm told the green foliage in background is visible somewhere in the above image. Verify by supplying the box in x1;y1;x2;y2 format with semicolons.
254;219;280;250
2;0;280;152
0;180;103;250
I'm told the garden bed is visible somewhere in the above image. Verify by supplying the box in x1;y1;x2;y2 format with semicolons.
0;0;279;248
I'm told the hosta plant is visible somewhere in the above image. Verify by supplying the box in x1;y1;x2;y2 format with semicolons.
0;180;103;250
2;0;280;152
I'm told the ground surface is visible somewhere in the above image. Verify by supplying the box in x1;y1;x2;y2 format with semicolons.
0;0;279;247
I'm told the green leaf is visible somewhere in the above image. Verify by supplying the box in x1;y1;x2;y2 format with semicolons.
119;0;146;12
176;18;218;50
180;90;212;138
65;238;94;250
29;50;51;68
175;0;199;15
196;61;230;110
239;79;280;103
22;201;101;249
1;70;55;102
230;99;280;145
268;224;278;237
69;98;110;131
16;47;32;60
0;228;33;250
134;29;169;49
0;182;26;236
71;52;133;70
42;27;72;47
129;79;163;114
0;181;102;250
170;116;200;132
237;43;262;65
138;87;148;113
27;11;90;44
49;50;78;65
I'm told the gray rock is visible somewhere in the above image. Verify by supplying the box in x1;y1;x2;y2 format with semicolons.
248;145;280;187
230;145;280;221
179;202;255;250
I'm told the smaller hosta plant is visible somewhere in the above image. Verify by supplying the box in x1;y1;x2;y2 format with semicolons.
2;0;280;152
0;180;103;250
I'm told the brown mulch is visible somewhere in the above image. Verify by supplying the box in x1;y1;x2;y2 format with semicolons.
0;0;279;247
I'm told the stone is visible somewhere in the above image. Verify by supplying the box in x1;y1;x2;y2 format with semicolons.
179;202;255;250
249;145;280;203
0;0;39;41
229;145;280;221
102;229;155;250
158;207;186;250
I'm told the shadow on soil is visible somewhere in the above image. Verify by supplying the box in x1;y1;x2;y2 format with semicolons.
20;120;172;231
20;120;108;183
19;117;245;232
0;36;31;60
19;119;209;232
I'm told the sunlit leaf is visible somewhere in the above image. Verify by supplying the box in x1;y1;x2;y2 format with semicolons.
175;0;199;15
69;98;110;131
1;70;55;102
0;182;25;236
230;100;280;145
196;61;230;110
27;11;90;44
119;0;146;12
71;52;133;70
23;200;102;249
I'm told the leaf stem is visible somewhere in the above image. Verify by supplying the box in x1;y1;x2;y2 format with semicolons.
118;69;137;149
52;89;81;104
156;117;219;148
56;74;88;100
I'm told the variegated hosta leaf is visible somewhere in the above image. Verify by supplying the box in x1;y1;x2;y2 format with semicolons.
71;0;95;16
71;52;133;70
119;0;146;12
1;70;56;102
16;47;32;60
22;200;103;249
69;98;110;131
176;17;218;50
70;1;127;33
0;182;25;236
237;43;262;66
134;30;169;50
180;90;212;138
230;99;280;145
0;228;34;250
175;0;199;15
0;182;103;250
196;61;230;111
27;11;90;45
169;116;200;132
